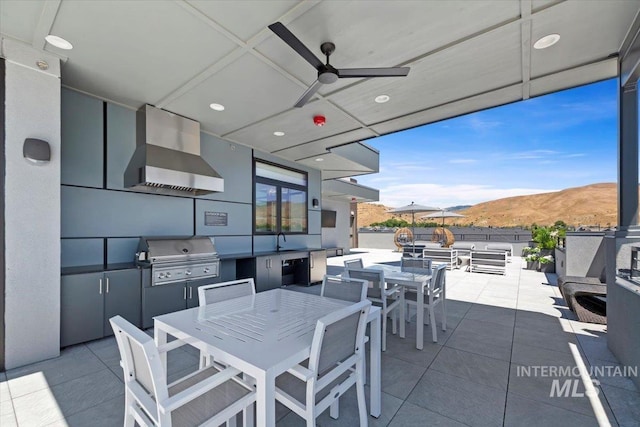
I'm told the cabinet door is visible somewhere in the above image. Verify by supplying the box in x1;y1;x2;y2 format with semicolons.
255;256;272;292
61;273;104;347
104;269;141;335
309;250;327;284
142;283;186;329
185;277;220;308
267;256;283;291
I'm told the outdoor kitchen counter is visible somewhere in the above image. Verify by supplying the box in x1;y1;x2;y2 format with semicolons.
217;249;323;259
61;262;140;275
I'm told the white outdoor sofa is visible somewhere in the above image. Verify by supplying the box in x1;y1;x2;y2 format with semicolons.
470;250;507;275
422;248;458;270
484;243;514;262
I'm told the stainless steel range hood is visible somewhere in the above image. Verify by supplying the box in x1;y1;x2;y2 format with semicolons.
124;105;224;196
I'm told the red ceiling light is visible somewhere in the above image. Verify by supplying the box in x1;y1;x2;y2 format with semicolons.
313;115;326;126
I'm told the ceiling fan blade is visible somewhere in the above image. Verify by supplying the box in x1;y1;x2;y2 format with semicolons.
294;80;323;108
337;67;411;78
268;22;324;70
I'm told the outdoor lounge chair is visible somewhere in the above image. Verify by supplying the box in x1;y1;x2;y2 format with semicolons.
560;282;607;324
557;267;607;324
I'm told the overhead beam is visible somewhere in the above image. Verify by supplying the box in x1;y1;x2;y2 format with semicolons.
31;0;61;50
520;0;532;99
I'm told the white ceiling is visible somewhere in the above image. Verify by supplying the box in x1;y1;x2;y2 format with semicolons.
1;0;638;181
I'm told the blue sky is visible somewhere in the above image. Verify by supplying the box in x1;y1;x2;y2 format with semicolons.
356;78;618;209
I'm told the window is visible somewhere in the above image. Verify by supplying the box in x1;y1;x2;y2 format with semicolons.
254;160;307;234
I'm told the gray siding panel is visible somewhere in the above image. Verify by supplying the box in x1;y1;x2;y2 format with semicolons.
213;236;252;255
62;186;193;237
199;133;252;203
61;239;104;267
195;199;252;236
106;104;136;190
107;238;139;264
61;89;103;187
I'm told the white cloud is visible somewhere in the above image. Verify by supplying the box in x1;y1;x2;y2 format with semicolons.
376;183;555;208
467;116;502;131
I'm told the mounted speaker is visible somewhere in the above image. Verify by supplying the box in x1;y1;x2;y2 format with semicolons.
23;138;50;164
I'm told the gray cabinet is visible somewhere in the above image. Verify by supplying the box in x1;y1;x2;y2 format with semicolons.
255;255;282;292
309;250;327;284
61;272;104;347
103;269;142;336
61;89;104;188
61;268;141;346
142;277;221;328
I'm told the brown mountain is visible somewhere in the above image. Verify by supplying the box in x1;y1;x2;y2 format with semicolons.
358;183;620;228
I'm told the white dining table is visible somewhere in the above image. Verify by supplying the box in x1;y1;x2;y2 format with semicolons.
154;288;382;427
366;264;433;350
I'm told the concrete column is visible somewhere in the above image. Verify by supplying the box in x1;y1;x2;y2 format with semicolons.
618;83;639;228
3;39;61;368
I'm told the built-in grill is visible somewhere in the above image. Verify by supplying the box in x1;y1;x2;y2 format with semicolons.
136;236;220;286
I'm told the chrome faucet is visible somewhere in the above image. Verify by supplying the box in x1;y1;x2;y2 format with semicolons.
276;232;286;251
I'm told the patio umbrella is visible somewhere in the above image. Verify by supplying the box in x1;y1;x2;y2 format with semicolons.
421;210;465;227
388;202;440;250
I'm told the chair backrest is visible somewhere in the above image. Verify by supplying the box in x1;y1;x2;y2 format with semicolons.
401;257;432;274
345;268;385;300
308;300;371;380
343;258;364;270
485;243;513;256
321;275;368;302
452;242;475;250
198;278;256;307
110;315;166;422
431;264;447;295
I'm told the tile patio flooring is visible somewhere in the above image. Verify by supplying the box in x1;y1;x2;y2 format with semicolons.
1;249;639;426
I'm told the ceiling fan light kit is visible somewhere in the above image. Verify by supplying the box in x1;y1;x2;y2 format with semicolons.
268;22;410;108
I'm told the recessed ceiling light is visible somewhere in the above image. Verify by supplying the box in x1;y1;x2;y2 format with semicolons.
45;35;73;50
533;34;560;50
315;158;324;162
374;95;390;103
273;131;285;136
209;103;225;111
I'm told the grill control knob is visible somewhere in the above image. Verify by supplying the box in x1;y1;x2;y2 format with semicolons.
158;273;165;279
203;268;210;273
185;270;192;276
166;272;171;278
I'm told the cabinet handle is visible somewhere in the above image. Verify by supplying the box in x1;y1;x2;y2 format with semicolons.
99;278;103;294
183;287;187;300
267;258;270;269
189;286;193;299
106;277;110;293
310;254;314;268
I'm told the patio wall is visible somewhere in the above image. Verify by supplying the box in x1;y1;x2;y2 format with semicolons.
320;198;352;254
564;231;606;277
605;228;640;390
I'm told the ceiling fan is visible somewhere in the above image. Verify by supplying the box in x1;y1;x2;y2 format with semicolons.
268;22;410;108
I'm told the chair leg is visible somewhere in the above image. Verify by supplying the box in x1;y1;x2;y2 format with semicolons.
381;314;387;352
356;359;368;427
124;390;135;427
330;399;340;419
430;308;437;342
391;308;397;335
441;301;447;332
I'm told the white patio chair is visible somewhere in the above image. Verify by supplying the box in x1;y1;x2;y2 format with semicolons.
404;263;447;342
275;300;371;427
346;268;400;351
197;278;256;368
401;257;433;322
109;315;255;427
321;274;368;302
198;278;256;307
344;258;364;270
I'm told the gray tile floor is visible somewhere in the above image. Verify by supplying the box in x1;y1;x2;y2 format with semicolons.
2;249;639;426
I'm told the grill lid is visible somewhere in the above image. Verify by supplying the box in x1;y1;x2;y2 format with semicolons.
137;236;217;264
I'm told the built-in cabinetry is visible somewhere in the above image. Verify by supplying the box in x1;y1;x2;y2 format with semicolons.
238;251;322;292
61;268;141;347
141;259;236;328
309;249;327;284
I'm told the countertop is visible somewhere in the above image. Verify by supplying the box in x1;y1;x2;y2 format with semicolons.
62;262;139;275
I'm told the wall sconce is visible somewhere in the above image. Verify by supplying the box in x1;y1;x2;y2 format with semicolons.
312;198;319;208
23;138;50;164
